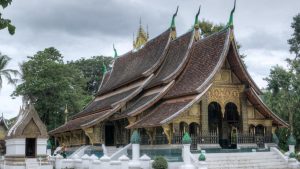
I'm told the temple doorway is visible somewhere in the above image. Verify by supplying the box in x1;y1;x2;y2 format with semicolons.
208;102;222;145
223;102;240;149
105;122;115;146
25;138;36;158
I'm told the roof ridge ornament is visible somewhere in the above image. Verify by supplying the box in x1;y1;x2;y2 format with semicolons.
133;17;149;49
227;0;236;29
194;6;201;41
170;6;179;40
101;57;107;75
113;44;118;58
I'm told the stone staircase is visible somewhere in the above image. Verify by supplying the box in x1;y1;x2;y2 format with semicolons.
202;151;287;169
25;159;40;169
106;146;122;156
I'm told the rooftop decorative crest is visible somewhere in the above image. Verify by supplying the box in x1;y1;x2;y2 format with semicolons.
170;6;179;40
101;57;107;75
170;6;179;29
227;0;236;28
113;44;118;58
194;6;201;29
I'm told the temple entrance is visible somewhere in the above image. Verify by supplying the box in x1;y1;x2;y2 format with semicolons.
25;138;36;158
223;102;240;149
208;102;240;149
105;122;115;146
208;102;222;145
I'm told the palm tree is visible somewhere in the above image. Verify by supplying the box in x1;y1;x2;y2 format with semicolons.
0;52;19;90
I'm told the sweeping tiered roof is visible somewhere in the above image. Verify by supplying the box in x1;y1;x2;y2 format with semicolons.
49;9;288;135
7;99;48;139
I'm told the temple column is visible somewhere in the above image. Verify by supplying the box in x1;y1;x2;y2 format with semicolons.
240;94;248;133
145;128;154;145
83;123;103;145
201;95;209;133
162;124;172;144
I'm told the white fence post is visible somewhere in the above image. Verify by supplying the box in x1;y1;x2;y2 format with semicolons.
119;155;130;169
55;154;63;169
100;154;111;169
81;154;90;169
140;154;151;169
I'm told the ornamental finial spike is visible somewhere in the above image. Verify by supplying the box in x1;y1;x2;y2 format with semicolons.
170;6;179;28
101;57;107;74
113;44;118;58
194;6;201;28
227;0;236;28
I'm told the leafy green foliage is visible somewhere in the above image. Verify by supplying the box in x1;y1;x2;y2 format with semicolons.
0;0;15;35
0;52;19;90
130;130;141;144
152;156;168;169
199;20;225;37
12;47;92;130
67;56;112;95
263;13;300;150
288;14;300;59
199;20;247;65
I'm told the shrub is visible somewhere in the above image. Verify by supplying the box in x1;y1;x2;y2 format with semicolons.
152;156;168;169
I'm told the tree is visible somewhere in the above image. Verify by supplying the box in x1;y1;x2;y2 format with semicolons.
13;47;92;130
67;56;113;95
0;52;19;90
199;20;225;37
199;20;247;64
263;13;300;149
0;0;15;35
288;14;300;59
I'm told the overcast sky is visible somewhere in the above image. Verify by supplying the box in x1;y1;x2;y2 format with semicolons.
0;0;299;119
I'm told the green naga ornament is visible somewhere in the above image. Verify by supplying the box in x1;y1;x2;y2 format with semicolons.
101;58;107;75
182;132;192;144
227;0;236;28
272;133;279;145
113;44;118;58
198;152;206;161
130;130;141;144
170;6;179;29
194;6;201;29
288;134;296;146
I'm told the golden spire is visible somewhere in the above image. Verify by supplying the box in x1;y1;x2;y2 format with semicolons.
133;18;149;50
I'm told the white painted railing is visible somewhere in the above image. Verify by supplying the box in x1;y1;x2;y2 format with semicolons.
102;144;108;156
110;143;132;160
69;145;90;159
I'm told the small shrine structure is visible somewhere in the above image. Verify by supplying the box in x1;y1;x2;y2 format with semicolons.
4;98;52;169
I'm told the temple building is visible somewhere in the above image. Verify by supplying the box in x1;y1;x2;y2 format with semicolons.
49;6;288;150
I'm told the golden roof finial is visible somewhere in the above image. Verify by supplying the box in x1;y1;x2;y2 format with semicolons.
133;17;149;50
